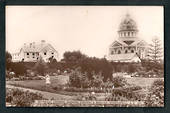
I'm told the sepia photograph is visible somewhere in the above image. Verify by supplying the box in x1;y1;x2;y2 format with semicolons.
5;6;164;107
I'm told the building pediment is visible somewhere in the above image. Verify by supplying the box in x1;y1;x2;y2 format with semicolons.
123;41;134;45
110;41;124;48
137;40;147;46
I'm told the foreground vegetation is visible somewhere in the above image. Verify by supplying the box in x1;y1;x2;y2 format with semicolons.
6;50;164;107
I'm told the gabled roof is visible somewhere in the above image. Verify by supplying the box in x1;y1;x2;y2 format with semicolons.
131;39;148;46
19;42;57;53
109;40;128;48
107;53;140;62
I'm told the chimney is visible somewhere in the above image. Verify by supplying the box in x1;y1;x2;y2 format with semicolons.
33;42;35;48
41;40;46;46
30;43;32;48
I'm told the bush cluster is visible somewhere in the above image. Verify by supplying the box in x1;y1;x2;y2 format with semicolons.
105;87;145;101
6;88;44;107
145;79;164;107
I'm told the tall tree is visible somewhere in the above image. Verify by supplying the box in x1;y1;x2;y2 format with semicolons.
148;37;163;62
33;56;48;76
63;50;87;63
6;51;12;70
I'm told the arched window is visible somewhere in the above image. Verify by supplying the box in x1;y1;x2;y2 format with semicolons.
118;50;121;54
125;50;128;53
128;32;130;36
111;51;114;55
131;50;134;53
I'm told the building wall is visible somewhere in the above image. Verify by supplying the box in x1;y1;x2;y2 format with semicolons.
12;43;58;62
109;45;147;59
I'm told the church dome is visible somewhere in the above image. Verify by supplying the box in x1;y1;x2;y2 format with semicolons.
119;14;138;31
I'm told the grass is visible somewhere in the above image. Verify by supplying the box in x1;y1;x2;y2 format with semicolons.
7;75;164;101
7;75;163;93
7;75;69;89
125;77;164;87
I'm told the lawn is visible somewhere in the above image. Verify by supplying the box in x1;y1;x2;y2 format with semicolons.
125;77;164;87
7;75;164;101
7;75;69;88
7;75;100;99
7;75;164;92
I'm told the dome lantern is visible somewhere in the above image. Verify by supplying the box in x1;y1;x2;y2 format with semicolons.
118;14;138;38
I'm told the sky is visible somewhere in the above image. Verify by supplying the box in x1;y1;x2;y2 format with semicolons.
6;6;164;59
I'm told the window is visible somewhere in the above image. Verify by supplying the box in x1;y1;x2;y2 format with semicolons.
111;51;114;55
27;53;29;55
44;52;46;55
32;53;35;55
128;32;130;36
52;52;54;54
118;50;121;54
131;50;134;53
125;50;128;53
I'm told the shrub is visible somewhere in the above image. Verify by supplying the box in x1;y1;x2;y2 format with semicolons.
76;93;97;101
6;88;44;107
10;62;27;77
112;76;128;88
63;87;104;93
68;67;90;88
145;79;164;107
62;51;113;81
105;87;145;101
33;57;48;76
91;72;104;88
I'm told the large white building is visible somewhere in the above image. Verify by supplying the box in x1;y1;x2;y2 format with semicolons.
107;14;149;62
12;40;59;62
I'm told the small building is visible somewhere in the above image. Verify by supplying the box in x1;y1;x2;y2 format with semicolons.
12;40;59;62
107;14;149;62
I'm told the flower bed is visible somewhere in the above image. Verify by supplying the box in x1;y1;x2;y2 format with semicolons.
6;88;44;107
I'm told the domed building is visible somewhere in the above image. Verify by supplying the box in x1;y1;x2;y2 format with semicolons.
107;14;148;62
